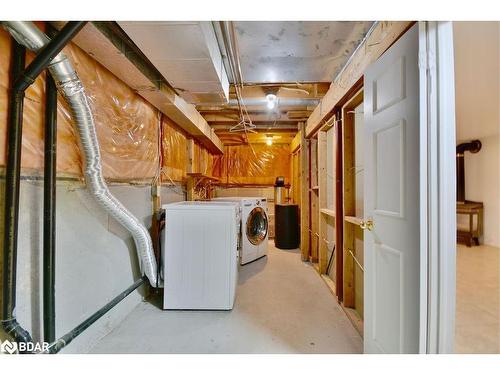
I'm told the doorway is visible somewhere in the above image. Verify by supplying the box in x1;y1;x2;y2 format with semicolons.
453;21;500;353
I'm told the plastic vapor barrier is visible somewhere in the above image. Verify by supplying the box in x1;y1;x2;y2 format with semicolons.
160;116;187;181
1;26;207;182
212;144;291;185
193;140;214;176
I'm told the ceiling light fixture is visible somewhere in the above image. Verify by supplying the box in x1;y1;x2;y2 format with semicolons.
266;134;273;146
266;93;277;110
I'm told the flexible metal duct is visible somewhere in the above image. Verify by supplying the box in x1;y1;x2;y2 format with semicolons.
3;21;161;287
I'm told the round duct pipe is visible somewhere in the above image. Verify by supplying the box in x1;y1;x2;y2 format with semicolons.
3;21;161;287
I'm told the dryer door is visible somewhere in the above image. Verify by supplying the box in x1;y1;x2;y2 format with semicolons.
246;207;268;246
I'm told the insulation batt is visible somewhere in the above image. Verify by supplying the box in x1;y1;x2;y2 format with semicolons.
1;21;162;287
0;25;289;185
0;26;199;181
212;144;291;185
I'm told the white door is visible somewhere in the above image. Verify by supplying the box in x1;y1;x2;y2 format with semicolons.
363;24;420;353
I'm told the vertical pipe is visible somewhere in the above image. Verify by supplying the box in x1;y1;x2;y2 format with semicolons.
1;40;32;344
43;74;57;343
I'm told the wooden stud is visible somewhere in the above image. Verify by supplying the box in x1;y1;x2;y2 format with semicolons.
291;149;301;205
186;138;195;201
341;90;364;309
310;137;319;263
299;122;310;261
290;131;301;153
186;176;195;201
186;138;195;174
335;112;344;301
318;130;328;273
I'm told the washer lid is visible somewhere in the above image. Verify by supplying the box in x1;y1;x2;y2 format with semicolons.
246;207;268;245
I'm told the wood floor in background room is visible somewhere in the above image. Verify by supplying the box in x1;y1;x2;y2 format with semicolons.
455;244;500;353
90;241;362;353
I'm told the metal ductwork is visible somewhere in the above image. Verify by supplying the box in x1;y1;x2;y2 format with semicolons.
456;140;482;203
3;21;161;287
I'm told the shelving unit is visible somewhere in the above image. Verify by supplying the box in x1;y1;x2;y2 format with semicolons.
186;173;220;201
320;208;335;218
309;136;319;263
344;215;363;226
341;89;364;325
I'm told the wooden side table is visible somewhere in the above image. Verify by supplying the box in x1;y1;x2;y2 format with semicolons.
456;201;484;247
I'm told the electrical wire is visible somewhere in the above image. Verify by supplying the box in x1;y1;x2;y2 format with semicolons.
326;244;336;275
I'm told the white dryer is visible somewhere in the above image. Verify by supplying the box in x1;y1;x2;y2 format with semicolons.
161;201;239;310
213;197;269;265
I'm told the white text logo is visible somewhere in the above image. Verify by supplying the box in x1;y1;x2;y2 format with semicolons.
1;340;50;354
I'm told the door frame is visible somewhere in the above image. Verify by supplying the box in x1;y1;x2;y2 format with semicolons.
418;21;457;354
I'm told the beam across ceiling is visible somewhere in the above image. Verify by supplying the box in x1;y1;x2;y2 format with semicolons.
212;125;298;132
51;21;224;154
305;21;414;138
216;131;297;145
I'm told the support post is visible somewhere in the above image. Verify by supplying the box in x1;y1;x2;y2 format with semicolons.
43;74;58;343
1;41;32;346
335;112;344;301
318;131;328;274
299;122;310;261
1;21;87;351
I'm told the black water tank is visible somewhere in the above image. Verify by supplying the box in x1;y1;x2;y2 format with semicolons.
275;204;300;249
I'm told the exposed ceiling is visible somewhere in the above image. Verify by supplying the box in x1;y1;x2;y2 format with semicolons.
233;21;374;83
112;21;374;145
118;21;230;105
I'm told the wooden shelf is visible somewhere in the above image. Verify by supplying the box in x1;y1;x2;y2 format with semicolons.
186;173;220;183
320;208;335;218
186;173;220;201
344;215;363;227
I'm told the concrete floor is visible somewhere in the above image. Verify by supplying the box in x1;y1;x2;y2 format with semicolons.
90;241;363;353
455;244;500;353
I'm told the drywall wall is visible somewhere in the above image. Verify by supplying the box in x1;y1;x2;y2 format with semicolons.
454;22;500;247
5;179;184;353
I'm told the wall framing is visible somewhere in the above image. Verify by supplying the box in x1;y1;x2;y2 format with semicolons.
305;21;414;138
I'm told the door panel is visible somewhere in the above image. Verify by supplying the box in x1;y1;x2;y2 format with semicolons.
364;24;420;354
374;120;406;217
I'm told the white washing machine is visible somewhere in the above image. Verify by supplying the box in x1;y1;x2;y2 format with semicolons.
213;197;269;265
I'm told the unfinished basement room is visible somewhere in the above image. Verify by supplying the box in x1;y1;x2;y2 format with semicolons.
1;2;499;368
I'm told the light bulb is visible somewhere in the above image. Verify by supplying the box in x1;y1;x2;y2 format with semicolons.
265;93;277;110
266;138;273;146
